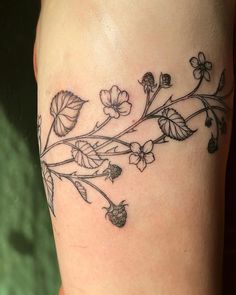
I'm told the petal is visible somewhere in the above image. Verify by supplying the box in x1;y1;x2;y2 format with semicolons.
104;107;120;118
205;61;212;70
130;142;141;153
137;158;147;172
198;52;206;64
143;140;153;153
118;91;129;103
193;68;202;80
204;71;210;81
129;154;140;165
110;85;121;104
117;101;132;116
100;90;111;107
144;152;155;164
189;57;199;68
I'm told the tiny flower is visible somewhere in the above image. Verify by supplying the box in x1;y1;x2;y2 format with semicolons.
207;134;218;153
190;52;212;81
205;116;213;128
100;85;132;119
104;163;122;181
139;72;157;93
159;73;172;88
129;140;155;172
104;201;128;228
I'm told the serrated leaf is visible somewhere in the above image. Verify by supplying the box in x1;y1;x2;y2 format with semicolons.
158;108;194;140
41;162;54;215
74;181;89;202
50;90;86;137
72;140;102;169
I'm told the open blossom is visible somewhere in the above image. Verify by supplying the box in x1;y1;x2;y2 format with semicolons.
190;52;212;81
129;140;155;172
100;85;132;119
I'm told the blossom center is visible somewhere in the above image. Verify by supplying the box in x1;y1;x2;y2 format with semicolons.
112;103;119;111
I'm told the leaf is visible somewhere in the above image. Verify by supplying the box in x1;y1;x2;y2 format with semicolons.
50;91;86;137
72;140;102;169
216;70;225;93
158;108;194;141
74;181;90;203
41;162;54;215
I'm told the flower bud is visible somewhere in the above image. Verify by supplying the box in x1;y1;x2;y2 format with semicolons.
139;72;157;93
205;116;213;128
207;135;218;153
104;201;128;228
104;163;122;181
159;73;171;88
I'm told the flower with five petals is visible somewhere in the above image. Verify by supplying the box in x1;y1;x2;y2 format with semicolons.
129;140;155;172
100;85;132;119
190;52;212;81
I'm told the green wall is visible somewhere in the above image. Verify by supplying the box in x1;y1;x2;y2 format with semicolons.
0;1;60;294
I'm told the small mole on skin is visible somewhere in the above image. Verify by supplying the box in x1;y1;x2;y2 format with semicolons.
132;119;136;123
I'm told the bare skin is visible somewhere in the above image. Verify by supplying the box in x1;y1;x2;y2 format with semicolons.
35;1;235;294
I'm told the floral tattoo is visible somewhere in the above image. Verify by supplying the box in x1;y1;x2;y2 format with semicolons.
38;52;230;228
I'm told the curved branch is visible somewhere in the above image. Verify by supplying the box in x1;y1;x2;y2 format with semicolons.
79;178;113;205
152;105;227;145
40;117;111;157
96;78;204;152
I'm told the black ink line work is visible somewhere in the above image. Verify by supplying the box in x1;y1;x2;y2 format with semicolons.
38;52;230;228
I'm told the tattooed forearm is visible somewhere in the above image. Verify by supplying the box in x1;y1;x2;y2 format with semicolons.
38;52;230;228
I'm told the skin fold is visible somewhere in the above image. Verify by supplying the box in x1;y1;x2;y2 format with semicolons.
35;1;235;294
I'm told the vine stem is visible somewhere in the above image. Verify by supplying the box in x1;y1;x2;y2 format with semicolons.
95;78;203;152
48;159;74;167
41;119;55;154
47;149;131;168
48;104;227;169
141;90;151;118
195;94;229;109
40;117;111;157
48;104;227;178
186;105;226;121
85;117;111;136
79;178;113;205
152;105;227;144
41;78;203;157
146;78;203;118
51;168;113;205
147;85;162;111
194;94;221;140
50;169;107;180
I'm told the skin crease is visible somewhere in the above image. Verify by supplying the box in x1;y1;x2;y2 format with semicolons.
35;1;235;295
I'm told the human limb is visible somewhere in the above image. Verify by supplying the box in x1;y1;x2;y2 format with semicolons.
36;1;235;294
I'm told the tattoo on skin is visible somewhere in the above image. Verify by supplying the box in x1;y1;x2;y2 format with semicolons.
38;52;230;228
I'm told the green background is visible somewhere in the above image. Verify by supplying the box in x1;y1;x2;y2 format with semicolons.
0;1;60;294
